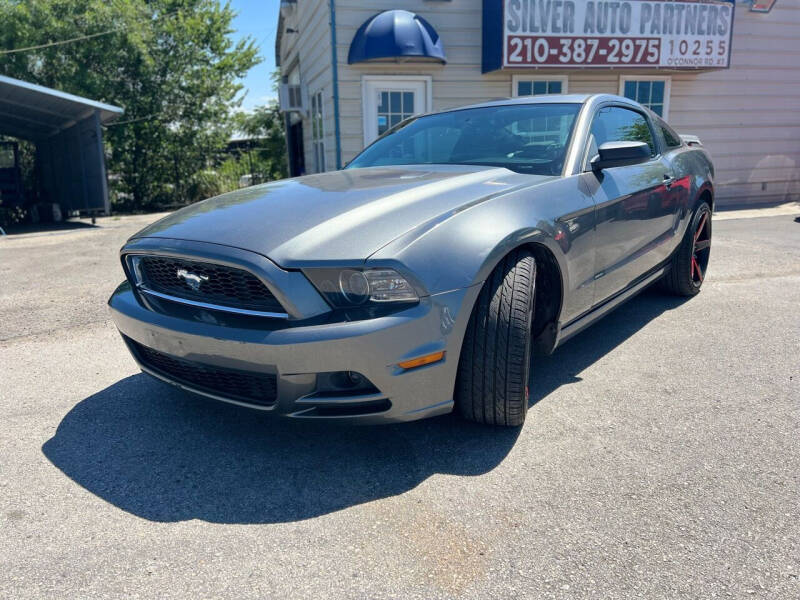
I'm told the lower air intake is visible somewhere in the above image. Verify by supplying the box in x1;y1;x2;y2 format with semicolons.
127;337;277;407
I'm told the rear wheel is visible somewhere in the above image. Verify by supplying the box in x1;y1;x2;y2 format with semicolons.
455;249;536;426
662;202;712;297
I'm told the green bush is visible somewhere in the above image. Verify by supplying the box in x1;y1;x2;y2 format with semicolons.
0;200;25;228
187;170;224;202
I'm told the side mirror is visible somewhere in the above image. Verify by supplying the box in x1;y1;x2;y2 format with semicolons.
591;141;651;171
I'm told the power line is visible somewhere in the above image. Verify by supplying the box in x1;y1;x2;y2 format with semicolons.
0;7;192;56
104;113;163;127
0;28;120;55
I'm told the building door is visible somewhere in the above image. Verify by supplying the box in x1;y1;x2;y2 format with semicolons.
362;77;430;146
0;141;22;206
287;119;305;177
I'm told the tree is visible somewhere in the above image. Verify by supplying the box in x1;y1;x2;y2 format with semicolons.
234;100;287;182
0;0;261;211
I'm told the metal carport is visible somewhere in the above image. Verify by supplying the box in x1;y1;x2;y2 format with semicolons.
0;74;123;217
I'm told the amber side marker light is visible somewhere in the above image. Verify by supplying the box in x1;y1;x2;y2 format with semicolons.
398;351;445;371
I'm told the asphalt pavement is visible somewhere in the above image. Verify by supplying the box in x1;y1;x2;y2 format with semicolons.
0;209;798;599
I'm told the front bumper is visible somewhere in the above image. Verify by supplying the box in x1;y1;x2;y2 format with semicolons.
109;280;480;424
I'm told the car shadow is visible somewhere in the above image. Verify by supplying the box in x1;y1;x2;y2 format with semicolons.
42;288;687;525
42;377;522;524
531;287;689;405
3;219;99;236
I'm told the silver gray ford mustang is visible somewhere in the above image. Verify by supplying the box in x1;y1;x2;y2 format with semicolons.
109;94;714;426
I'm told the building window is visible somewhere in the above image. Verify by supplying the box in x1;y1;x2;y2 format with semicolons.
620;76;671;119
511;76;569;143
361;76;431;146
512;75;568;97
377;91;415;136
311;91;325;172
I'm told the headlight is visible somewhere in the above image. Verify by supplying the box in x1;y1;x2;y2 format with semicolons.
304;267;420;308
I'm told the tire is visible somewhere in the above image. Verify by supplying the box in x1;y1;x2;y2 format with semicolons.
455;249;536;426
662;202;712;297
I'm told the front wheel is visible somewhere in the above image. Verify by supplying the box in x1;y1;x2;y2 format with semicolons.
662;202;712;297
455;249;536;426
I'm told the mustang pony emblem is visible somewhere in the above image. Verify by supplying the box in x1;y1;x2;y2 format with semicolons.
176;268;209;291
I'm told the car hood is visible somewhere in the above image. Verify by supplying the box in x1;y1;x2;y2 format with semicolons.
133;165;553;266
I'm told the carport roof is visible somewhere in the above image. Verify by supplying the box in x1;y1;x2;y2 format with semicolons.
0;74;123;141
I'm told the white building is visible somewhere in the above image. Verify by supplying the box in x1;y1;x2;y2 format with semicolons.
276;0;798;207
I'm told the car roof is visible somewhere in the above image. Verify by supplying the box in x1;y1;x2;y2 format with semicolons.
433;94;642;114
464;94;593;109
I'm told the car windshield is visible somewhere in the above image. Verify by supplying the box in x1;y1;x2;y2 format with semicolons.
347;103;581;176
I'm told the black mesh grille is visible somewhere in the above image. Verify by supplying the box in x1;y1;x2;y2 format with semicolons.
128;338;277;407
136;256;284;313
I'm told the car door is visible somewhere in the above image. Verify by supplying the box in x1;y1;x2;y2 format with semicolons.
582;105;680;305
655;116;693;239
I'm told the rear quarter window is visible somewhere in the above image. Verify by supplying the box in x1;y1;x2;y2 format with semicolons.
658;119;683;148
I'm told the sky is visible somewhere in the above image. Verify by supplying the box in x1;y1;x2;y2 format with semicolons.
228;0;280;112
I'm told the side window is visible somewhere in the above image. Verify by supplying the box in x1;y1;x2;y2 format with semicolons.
590;106;655;157
658;119;682;148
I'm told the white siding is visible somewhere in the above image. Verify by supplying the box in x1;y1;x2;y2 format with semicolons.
667;3;800;205
334;0;504;161
280;1;800;205
279;1;337;173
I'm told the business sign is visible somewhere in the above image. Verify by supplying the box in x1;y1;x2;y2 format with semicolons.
482;0;735;71
749;0;776;13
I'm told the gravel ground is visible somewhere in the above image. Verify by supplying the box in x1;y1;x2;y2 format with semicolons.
1;210;798;599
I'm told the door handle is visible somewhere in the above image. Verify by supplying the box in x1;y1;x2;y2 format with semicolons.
663;174;675;189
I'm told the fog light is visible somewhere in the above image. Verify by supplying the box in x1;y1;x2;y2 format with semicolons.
346;371;363;386
321;371;378;393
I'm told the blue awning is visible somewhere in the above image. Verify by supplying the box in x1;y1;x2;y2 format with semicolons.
348;10;446;65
